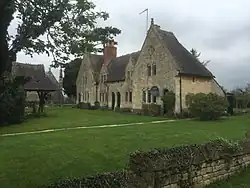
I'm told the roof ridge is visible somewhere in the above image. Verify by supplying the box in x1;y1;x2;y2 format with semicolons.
155;26;214;78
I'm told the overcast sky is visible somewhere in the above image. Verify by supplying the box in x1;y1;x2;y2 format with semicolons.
15;0;250;90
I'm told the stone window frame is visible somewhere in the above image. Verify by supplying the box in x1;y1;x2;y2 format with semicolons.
125;92;129;102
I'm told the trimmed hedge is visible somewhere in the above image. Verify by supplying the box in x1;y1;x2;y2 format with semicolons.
129;138;242;174
42;171;136;188
142;104;161;116
186;92;229;121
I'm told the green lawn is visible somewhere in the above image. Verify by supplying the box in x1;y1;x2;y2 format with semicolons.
0;107;164;134
0;107;250;187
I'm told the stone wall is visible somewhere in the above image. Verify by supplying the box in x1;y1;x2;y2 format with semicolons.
45;134;250;188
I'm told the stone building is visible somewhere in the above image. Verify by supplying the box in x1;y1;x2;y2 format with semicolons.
76;19;224;113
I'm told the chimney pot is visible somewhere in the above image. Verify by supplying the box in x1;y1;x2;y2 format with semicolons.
103;40;117;65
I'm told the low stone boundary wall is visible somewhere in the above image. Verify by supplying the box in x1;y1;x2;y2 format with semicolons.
44;133;250;188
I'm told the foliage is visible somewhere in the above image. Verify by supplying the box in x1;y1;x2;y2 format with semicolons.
76;102;91;109
0;73;26;125
231;85;250;109
161;91;175;113
190;48;210;66
129;138;243;174
42;170;132;188
186;92;229;121
63;58;82;97
142;104;161;116
7;0;121;67
42;138;244;188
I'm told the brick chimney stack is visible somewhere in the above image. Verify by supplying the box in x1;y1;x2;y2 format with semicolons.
103;39;117;65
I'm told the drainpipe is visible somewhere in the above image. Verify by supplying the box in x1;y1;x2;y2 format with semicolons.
178;70;183;114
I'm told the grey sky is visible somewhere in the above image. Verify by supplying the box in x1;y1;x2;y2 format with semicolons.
16;0;250;90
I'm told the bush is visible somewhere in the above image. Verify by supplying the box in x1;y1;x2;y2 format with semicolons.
161;91;175;114
77;102;91;109
0;73;26;125
94;101;100;109
186;92;229;121
142;104;161;116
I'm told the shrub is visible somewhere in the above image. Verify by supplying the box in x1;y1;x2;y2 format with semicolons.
161;91;175;114
77;102;91;109
94;101;100;109
186;92;229;121
0;73;26;125
142;104;161;116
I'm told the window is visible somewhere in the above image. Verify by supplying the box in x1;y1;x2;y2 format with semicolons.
142;90;146;103
99;93;102;101
147;90;151;103
87;92;89;101
153;95;157;103
192;77;195;82
129;91;132;103
127;71;130;80
125;92;128;102
152;64;156;75
147;65;151;76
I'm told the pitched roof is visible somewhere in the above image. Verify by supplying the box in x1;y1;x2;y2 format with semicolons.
107;51;140;82
157;28;214;78
12;62;58;91
46;70;64;103
88;54;103;81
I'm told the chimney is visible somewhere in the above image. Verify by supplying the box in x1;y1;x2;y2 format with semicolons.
103;39;117;65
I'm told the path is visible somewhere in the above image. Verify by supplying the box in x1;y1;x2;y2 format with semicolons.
0;119;177;137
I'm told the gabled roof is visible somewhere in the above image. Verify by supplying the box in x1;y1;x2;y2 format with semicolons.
107;51;140;82
156;28;214;78
88;54;103;81
46;70;64;102
12;62;58;91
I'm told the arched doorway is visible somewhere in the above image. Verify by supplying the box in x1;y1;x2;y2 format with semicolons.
111;92;116;110
117;92;121;108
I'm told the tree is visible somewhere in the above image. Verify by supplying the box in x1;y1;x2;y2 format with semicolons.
190;48;210;66
3;0;121;73
0;0;15;75
0;0;121;125
231;84;250;109
63;58;82;98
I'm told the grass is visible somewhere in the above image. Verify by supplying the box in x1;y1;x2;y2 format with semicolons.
0;107;250;187
0;107;164;134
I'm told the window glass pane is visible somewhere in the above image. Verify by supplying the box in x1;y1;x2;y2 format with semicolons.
153;96;157;103
142;91;146;102
147;65;151;76
148;90;151;103
129;91;132;102
153;64;156;75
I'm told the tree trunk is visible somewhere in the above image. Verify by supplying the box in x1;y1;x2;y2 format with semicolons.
37;91;46;114
0;0;15;75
